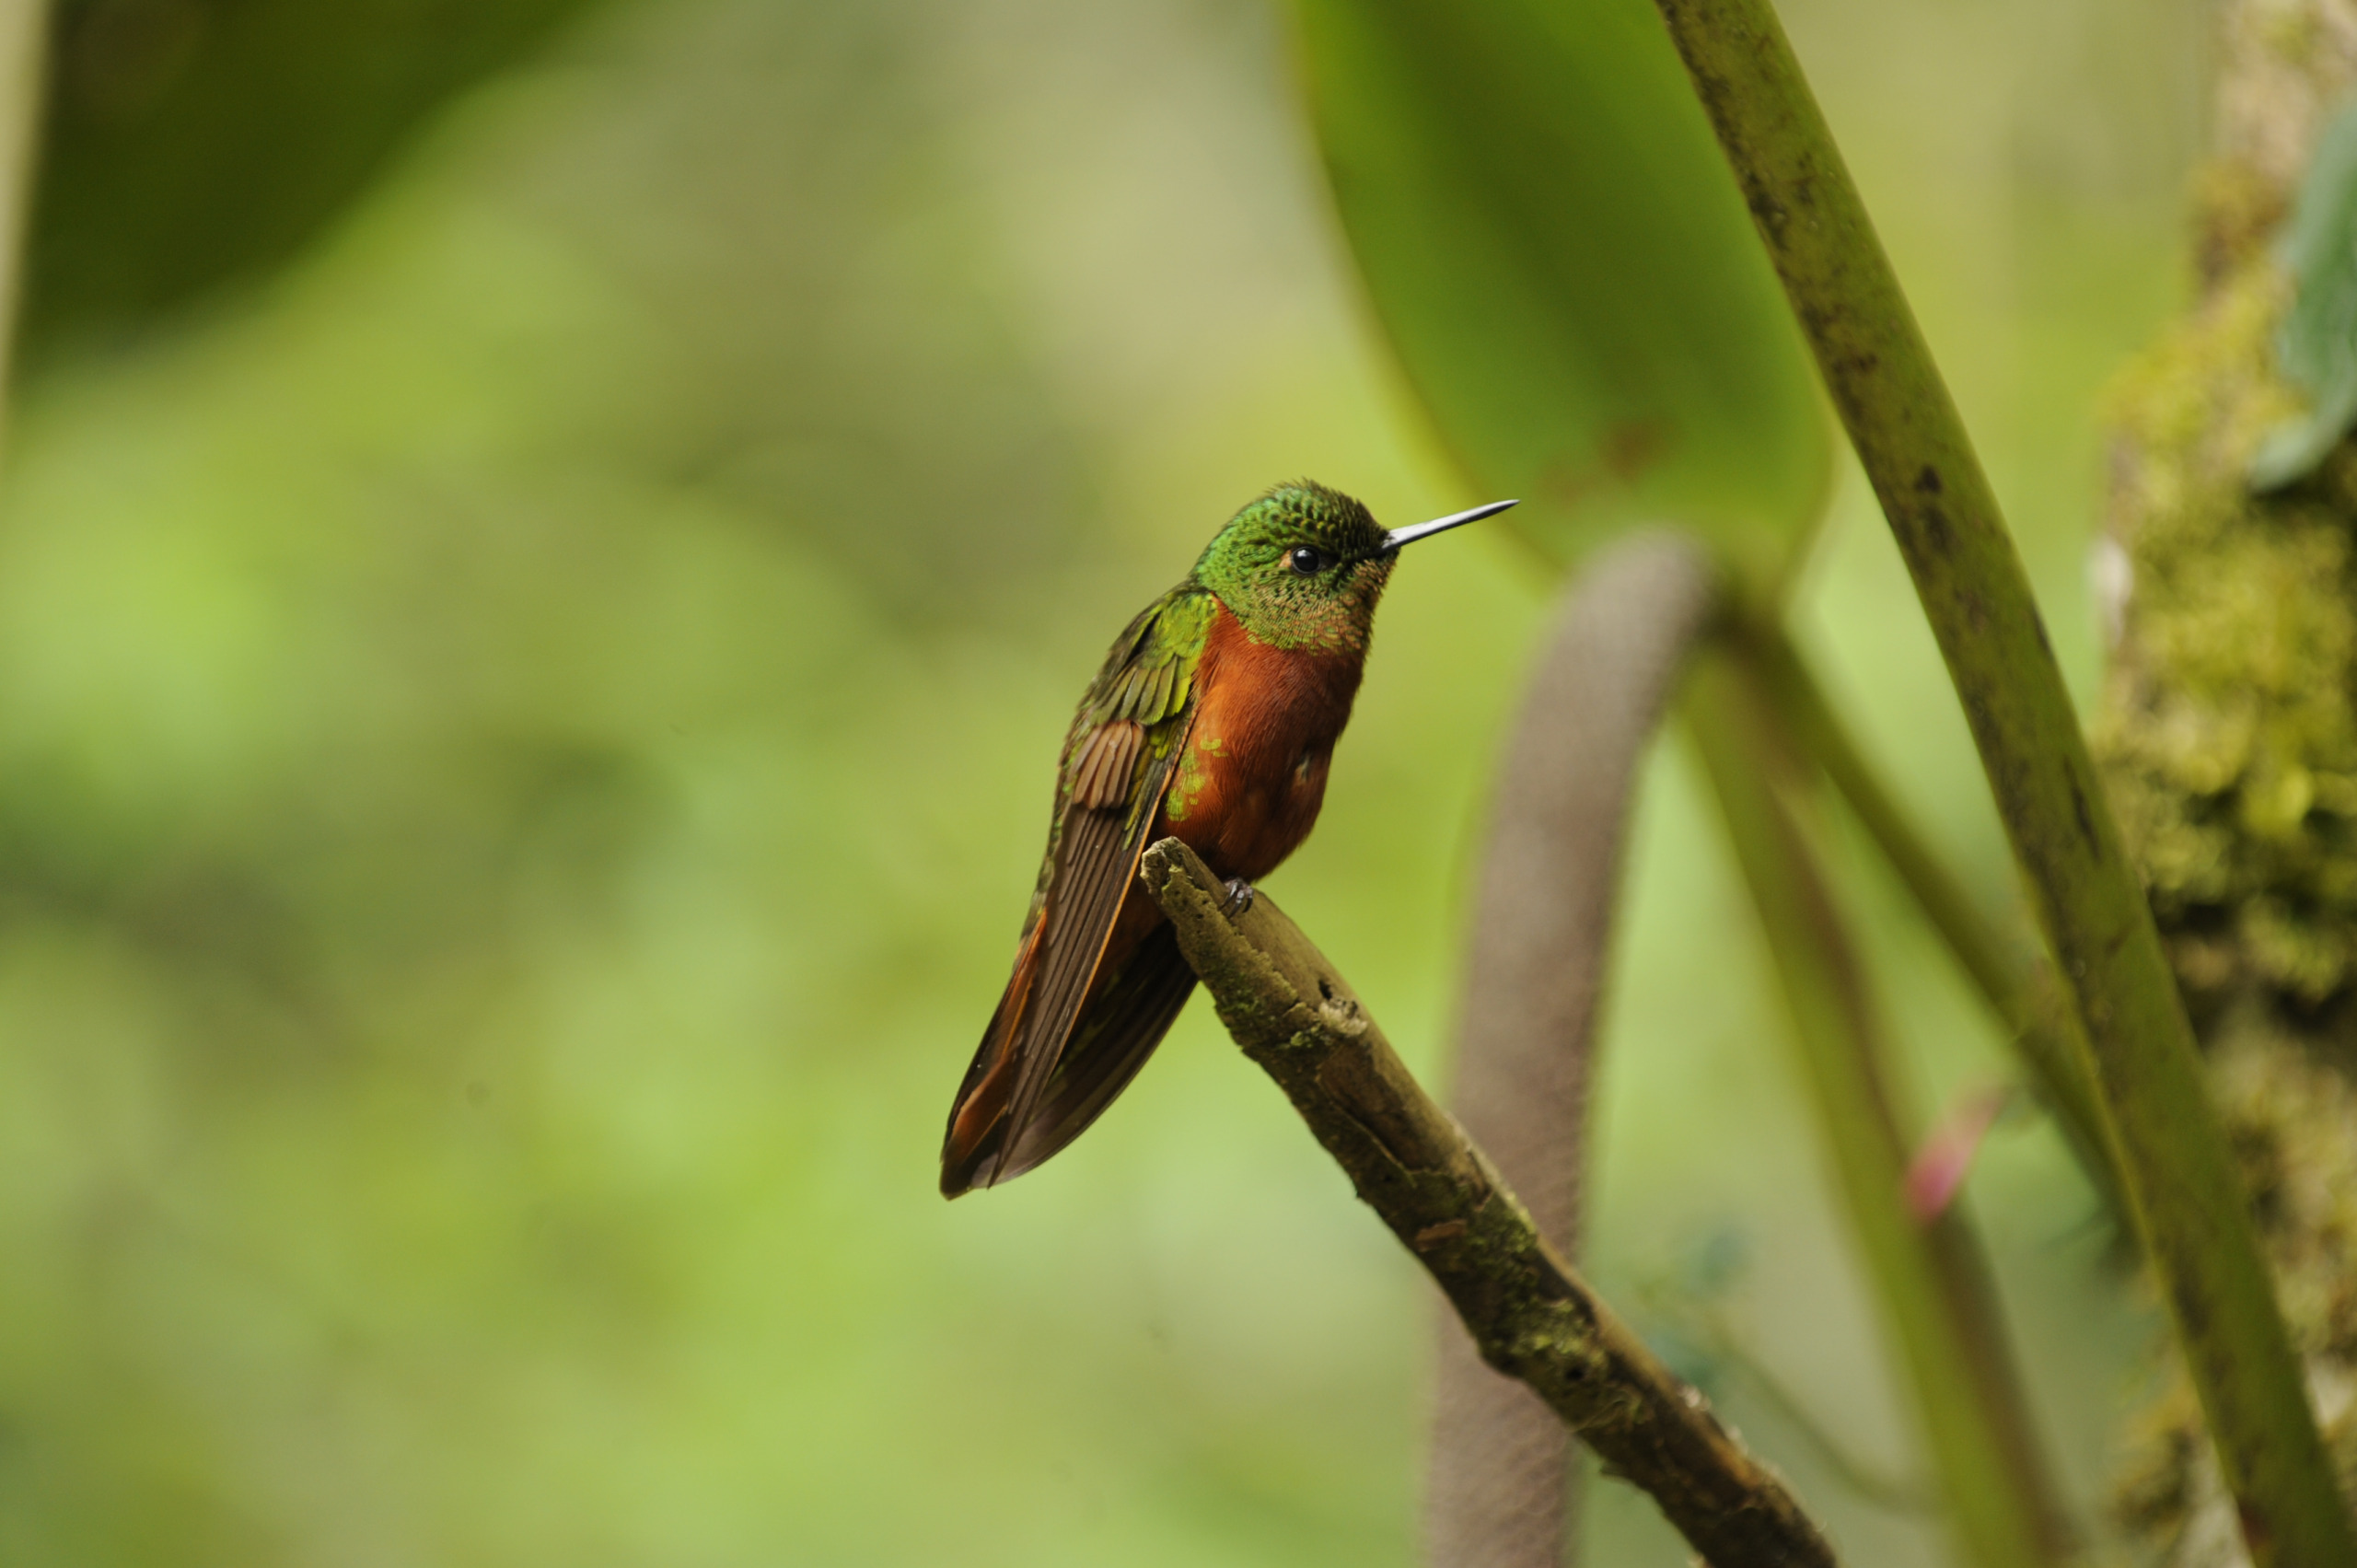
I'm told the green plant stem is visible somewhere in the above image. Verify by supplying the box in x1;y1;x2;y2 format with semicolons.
1138;835;1839;1568
1687;648;2073;1568
1648;4;2357;1560
0;0;44;443
1750;623;2125;1217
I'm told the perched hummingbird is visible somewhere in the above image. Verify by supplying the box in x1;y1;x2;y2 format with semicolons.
939;481;1515;1196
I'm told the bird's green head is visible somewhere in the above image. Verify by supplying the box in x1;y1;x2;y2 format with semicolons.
1190;481;1515;654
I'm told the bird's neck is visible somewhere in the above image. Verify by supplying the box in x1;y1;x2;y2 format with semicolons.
1196;599;1368;746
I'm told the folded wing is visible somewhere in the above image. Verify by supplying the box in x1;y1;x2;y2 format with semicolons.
939;588;1214;1195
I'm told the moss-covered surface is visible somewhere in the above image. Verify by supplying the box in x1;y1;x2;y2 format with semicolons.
2097;252;2357;1008
2095;157;2357;1561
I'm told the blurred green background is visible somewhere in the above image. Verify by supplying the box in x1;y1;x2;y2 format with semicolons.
0;0;2204;1562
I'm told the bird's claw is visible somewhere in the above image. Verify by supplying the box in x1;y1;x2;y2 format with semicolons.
1221;877;1257;916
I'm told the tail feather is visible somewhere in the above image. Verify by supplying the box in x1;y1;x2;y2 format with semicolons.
938;915;1195;1196
939;923;1039;1197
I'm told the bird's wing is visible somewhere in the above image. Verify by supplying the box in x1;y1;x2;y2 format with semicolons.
939;587;1213;1195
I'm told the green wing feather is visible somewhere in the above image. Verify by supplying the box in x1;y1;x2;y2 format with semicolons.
939;587;1214;1195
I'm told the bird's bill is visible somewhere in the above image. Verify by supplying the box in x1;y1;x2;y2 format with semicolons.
1377;498;1519;553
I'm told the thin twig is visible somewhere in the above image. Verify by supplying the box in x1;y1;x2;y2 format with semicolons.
1140;836;1838;1568
1647;3;2356;1560
1430;530;1721;1568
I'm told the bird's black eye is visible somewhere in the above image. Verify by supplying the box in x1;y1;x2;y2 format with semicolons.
1285;545;1328;575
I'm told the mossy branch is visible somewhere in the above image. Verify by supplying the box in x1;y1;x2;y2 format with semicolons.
1647;2;2357;1561
1138;836;1838;1568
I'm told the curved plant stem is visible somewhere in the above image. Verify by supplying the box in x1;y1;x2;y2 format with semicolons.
1687;646;2073;1568
1140;835;1839;1568
1647;4;2357;1560
1429;531;1720;1568
1750;624;2125;1219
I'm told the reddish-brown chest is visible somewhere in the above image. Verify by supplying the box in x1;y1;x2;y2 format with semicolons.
1154;600;1365;883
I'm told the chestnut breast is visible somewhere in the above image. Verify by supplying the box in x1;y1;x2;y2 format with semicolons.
1155;600;1365;884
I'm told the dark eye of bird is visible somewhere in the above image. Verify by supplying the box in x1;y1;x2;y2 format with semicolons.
1286;545;1327;575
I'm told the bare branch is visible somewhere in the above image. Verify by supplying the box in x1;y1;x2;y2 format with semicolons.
1139;836;1838;1568
1430;530;1721;1568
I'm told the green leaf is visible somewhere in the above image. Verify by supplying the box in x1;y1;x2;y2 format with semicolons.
2252;101;2357;492
29;0;599;368
1291;0;1830;587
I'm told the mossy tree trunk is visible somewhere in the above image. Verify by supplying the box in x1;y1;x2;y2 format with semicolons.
2097;2;2357;1557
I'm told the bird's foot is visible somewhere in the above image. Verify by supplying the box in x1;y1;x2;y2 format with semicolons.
1221;877;1257;916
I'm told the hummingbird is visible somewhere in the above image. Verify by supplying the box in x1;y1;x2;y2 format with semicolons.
939;481;1515;1196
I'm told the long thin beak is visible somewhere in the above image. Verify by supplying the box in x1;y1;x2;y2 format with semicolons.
1378;498;1518;554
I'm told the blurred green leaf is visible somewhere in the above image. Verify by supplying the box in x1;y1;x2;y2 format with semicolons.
1291;0;1830;587
2252;101;2357;491
26;0;600;366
